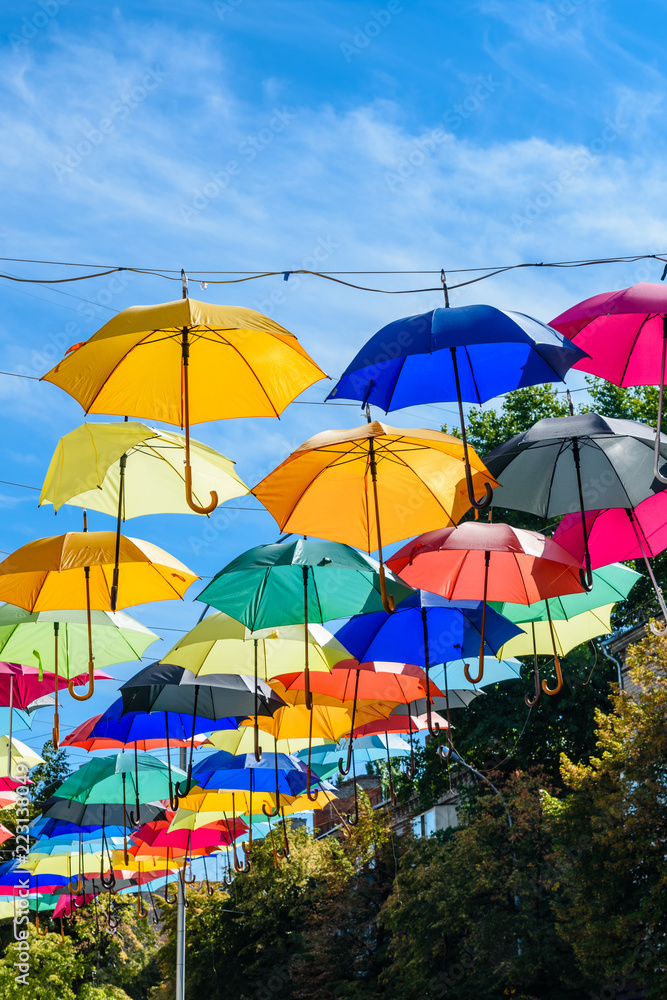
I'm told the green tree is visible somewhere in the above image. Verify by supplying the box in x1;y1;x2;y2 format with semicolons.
0;928;83;1000
29;740;70;811
549;635;667;998
380;771;585;1000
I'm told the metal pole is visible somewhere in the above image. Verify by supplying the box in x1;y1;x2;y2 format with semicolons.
7;676;13;778
176;747;187;1000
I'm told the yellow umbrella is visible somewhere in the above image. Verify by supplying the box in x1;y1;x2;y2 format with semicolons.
205;729;330;755
253;420;496;611
162;613;348;677
40;421;249;518
0;531;197;700
0;736;43;777
171;787;337;828
498;605;614;699
42;296;326;514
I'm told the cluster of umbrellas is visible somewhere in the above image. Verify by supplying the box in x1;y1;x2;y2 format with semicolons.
0;277;665;957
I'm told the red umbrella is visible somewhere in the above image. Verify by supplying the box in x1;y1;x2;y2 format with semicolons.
388;521;583;685
61;715;209;752
130;815;247;857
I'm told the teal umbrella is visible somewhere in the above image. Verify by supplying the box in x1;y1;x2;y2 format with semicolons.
197;537;412;717
489;563;640;704
489;562;641;624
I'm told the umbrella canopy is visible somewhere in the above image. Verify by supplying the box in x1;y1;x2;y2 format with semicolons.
328;305;587;411
188;751;317;796
300;734;411;766
254;421;496;552
42;297;326;514
253;421;496;611
551;282;667;388
0;663;112;710
162;613;348;678
499;605;614;659
490;563;641;624
352;710;450;738
61;702;215;751
0;736;43;775
39;797;165;828
275;665;439;705
204;729;330;756
40;421;249;517
119;661;281;721
484;412;667;587
326;303;585;511
250;702;388;743
197;537;412;629
428;656;525;691
169;786;337;829
52;753;186;806
0;606;158;677
130;815;247;855
0;532;197;703
387;523;583;604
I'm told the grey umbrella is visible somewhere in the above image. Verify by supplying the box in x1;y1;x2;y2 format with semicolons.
484;411;667;588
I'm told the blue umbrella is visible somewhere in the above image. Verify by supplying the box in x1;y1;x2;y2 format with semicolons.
334;592;521;739
90;698;221;743
327;300;586;509
428;656;523;691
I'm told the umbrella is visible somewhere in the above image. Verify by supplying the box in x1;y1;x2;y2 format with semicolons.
327;297;586;509
491;564;640;701
275;662;439;780
299;732;413;804
162;611;347;762
204;728;330;756
0;736;43;777
39;797;165;829
484;411;667;589
428;656;524;691
40;421;250;613
197;537;412;713
253;420;496;612
119;660;283;797
553;500;667;634
0;531;196;702
0;605;158;745
0;664;112;764
42;294;326;514
335;591;521;741
387;522;583;683
550;282;667;484
62;703;215;752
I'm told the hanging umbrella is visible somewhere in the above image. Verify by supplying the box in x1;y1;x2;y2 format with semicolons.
41;294;326;514
40;421;250;613
298;732;413;802
550;282;667;485
491;564;640;701
39;797;165;829
334;591;520;738
204;728;330;756
553;501;667;634
253;421;496;612
162;611;347;763
327;296;587;509
120;660;283;798
484;411;667;589
0;736;43;778
387;522;583;683
428;656;524;691
61;703;215;752
0;532;196;702
197;537;412;713
0;605;158;746
130;815;247;856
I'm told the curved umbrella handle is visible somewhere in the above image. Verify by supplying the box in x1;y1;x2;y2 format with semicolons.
465;467;494;512
35;912;49;936
438;742;453;763
305;712;319;802
653;331;667;484
463;661;483;685
68;567;95;701
163;883;178;905
182;329;219;513
137;892;148;919
378;563;395;614
542;601;563;696
579;567;594;592
185;465;218;516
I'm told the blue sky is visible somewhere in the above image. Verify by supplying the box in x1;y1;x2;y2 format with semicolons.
0;0;665;758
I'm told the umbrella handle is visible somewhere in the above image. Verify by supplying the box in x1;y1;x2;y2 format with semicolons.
338;669;359;776
438;742;453;762
305;710;319;802
473;553;489;684
347;767;360;826
277;809;290;860
542;601;563;696
463;661;483;685
163;883;178;905
137;890;148;918
378;563;395;614
68;568;95;701
386;740;397;805
35;912;49;936
182;327;219;513
653;328;667;484
185;464;218;515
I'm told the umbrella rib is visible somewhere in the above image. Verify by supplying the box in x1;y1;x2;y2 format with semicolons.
544;439;568;518
384;356;409;413
463;345;484;405
206;330;281;418
618;313;656;386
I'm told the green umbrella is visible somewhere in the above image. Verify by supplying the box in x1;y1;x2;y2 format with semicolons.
197;537;412;721
490;562;640;703
53;753;186;862
0;605;159;748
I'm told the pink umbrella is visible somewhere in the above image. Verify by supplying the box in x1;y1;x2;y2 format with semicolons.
553;494;667;634
551;282;667;484
0;663;113;710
